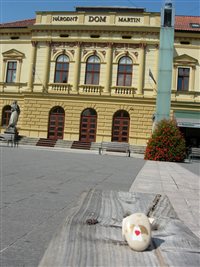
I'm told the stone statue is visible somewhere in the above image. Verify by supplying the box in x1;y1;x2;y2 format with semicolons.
7;101;20;132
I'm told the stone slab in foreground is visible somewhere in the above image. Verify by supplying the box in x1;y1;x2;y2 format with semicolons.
39;190;200;267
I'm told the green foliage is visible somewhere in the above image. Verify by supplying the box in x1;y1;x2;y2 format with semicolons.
144;119;186;162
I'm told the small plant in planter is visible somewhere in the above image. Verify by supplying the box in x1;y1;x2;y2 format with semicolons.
144;119;186;162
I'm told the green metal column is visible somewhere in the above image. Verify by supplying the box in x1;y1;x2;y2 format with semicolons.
156;28;174;121
155;1;175;123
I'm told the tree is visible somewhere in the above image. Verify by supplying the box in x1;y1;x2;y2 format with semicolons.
144;119;186;162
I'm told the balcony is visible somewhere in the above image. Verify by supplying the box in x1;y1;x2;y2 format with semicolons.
78;85;103;95
48;83;72;94
111;86;136;97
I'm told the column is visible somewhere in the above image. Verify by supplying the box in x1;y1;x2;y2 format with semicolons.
0;60;6;92
16;59;22;83
28;41;37;91
72;42;81;93
190;66;195;92
104;43;113;94
173;65;177;91
43;41;51;92
1;59;6;82
137;43;146;95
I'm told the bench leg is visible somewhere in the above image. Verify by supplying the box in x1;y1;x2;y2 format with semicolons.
99;147;102;155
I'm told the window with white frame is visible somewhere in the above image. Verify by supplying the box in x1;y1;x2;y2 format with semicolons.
54;54;69;83
117;56;133;86
6;61;17;83
85;55;100;85
177;67;190;91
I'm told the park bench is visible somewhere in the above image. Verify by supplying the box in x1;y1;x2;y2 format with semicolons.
188;147;200;161
99;141;131;157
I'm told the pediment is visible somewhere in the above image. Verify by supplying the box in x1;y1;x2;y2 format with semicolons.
174;54;198;64
2;49;25;59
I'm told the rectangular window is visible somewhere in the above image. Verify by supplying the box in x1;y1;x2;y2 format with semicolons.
6;61;17;83
177;68;190;91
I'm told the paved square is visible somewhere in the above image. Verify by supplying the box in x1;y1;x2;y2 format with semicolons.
0;146;145;267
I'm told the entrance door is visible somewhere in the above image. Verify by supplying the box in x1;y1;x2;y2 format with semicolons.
48;107;65;140
80;108;97;142
112;110;130;142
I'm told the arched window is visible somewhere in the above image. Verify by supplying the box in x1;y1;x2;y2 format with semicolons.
117;56;133;86
54;55;69;83
1;105;11;126
112;110;130;142
85;55;100;85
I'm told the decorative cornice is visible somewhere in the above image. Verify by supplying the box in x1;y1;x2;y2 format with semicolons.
31;41;37;47
51;42;77;48
139;43;147;48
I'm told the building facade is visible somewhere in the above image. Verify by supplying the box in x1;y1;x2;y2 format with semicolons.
0;7;200;146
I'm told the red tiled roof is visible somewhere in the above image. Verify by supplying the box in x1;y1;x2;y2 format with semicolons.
0;16;199;32
175;16;200;32
0;19;35;28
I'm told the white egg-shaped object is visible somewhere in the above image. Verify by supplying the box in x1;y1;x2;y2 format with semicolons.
122;213;151;252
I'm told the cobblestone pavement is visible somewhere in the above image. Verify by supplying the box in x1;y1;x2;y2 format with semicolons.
0;146;145;267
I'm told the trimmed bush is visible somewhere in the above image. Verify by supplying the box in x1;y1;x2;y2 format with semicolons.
144;119;186;162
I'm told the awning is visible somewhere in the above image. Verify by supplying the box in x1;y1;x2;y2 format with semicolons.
175;111;200;128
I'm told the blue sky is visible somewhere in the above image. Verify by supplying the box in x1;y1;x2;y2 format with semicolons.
0;0;199;23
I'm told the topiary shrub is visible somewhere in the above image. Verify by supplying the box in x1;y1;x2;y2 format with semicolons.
144;119;186;162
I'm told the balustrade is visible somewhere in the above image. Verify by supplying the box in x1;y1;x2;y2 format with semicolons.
79;85;103;95
111;86;136;96
48;83;72;94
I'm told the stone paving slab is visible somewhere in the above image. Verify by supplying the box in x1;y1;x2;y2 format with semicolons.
129;160;200;238
39;190;200;267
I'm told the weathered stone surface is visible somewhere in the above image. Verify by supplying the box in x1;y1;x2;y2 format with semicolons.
39;190;200;267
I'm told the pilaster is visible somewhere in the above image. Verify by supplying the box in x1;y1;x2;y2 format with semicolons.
104;43;113;93
16;59;22;83
43;42;51;92
137;43;146;95
2;59;6;82
72;42;81;93
28;41;37;91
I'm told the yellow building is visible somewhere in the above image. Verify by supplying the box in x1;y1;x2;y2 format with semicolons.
0;6;200;147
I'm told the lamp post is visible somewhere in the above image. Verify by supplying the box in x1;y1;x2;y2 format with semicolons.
155;0;175;124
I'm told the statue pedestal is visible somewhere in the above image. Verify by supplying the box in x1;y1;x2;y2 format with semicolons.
4;127;18;135
0;127;19;146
